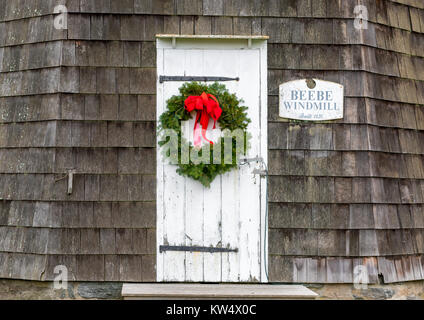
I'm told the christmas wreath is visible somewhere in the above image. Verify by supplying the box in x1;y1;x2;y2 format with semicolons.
158;82;251;187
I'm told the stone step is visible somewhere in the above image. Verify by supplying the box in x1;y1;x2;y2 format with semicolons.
122;283;318;300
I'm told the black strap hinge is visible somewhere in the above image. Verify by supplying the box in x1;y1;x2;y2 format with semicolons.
160;245;238;253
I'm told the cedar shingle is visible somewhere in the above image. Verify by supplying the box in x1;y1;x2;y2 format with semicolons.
164;15;180;34
100;228;115;254
146;228;156;254
68;14;91;40
141;254;156;281
176;0;203;15
105;255;119;281
318;230;346;256
141;42;156;67
116;228;133;254
80;0;109;13
80;228;100;254
133;229;147;254
180;16;194;35
76;255;105;281
103;14;121;40
269;256;294;282
410;7;422;32
111;0;134;13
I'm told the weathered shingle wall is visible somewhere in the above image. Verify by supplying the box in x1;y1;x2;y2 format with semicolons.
264;0;424;283
0;0;157;282
0;0;423;283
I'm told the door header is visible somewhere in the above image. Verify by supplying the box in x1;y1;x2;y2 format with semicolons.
156;34;268;49
156;34;269;40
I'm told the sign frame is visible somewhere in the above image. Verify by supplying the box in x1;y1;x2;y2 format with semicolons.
279;79;344;121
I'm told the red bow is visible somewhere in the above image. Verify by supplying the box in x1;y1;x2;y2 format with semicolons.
184;92;222;146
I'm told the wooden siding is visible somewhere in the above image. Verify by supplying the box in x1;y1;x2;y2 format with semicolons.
0;0;423;283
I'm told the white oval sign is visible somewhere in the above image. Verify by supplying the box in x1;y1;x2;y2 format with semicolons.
279;79;344;121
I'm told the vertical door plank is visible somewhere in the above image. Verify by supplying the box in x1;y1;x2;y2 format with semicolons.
162;49;187;281
184;50;205;282
259;43;269;282
202;49;241;282
203;176;222;282
156;47;165;281
221;170;241;282
204;50;241;282
238;49;262;282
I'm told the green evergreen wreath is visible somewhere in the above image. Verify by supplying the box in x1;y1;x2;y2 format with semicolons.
158;82;251;187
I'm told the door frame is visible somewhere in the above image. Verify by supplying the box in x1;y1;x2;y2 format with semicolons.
155;35;269;282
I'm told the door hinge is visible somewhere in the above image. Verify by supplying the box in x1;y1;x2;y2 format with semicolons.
160;245;238;253
239;157;268;177
240;156;264;164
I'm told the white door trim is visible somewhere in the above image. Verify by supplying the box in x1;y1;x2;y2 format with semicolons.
156;36;268;283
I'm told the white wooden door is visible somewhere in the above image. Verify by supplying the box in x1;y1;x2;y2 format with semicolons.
156;36;268;283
